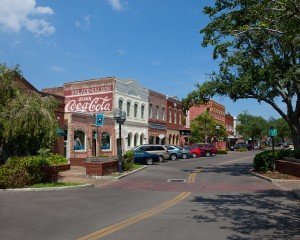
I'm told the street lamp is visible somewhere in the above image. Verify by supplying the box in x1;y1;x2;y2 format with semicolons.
113;108;126;173
215;125;220;142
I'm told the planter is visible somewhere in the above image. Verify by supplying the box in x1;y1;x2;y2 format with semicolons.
86;158;118;176
42;164;71;182
276;160;300;178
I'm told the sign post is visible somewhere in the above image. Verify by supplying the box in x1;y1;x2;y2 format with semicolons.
268;127;277;170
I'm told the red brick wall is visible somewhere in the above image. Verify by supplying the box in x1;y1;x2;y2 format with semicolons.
166;97;184;131
86;161;118;176
276;160;300;177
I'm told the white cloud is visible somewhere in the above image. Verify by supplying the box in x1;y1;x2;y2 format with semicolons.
0;0;55;36
115;49;126;55
107;0;122;11
75;15;91;30
50;66;65;72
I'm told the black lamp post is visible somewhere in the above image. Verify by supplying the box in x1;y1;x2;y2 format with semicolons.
113;108;126;173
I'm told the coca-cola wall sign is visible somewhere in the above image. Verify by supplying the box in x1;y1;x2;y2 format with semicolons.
64;84;113;113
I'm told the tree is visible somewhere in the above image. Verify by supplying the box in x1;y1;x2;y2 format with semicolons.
183;0;300;149
236;112;267;142
190;112;227;143
268;117;291;142
0;64;58;162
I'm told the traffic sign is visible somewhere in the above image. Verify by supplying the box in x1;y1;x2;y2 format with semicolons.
95;114;104;126
269;128;277;137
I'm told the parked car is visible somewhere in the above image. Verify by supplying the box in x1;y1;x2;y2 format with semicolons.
190;143;217;157
134;145;170;162
184;146;201;158
177;147;193;159
164;145;182;160
133;150;160;165
229;143;252;151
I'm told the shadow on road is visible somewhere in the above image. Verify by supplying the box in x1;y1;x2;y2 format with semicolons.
203;163;253;177
190;189;300;239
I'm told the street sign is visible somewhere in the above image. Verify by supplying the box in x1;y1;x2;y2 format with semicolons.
95;114;104;126
269;128;277;137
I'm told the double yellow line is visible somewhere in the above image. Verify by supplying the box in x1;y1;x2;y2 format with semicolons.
77;168;202;240
77;192;190;240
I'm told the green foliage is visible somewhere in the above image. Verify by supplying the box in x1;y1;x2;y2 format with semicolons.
0;156;49;189
238;147;248;152
190;112;227;143
268;117;291;141
253;149;299;172
0;64;58;161
217;149;228;154
183;0;300;149
122;150;134;171
46;154;68;166
237;112;267;141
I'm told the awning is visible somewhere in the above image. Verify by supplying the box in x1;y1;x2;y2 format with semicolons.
56;128;67;137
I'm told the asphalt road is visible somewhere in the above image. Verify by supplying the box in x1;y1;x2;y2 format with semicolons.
1;151;299;240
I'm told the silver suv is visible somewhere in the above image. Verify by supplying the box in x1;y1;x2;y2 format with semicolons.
134;145;170;162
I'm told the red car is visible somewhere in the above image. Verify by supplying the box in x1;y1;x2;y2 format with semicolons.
184;146;201;158
190;143;217;157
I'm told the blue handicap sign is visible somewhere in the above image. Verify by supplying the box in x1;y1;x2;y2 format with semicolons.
95;114;104;126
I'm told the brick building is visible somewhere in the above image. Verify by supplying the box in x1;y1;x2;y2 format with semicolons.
148;90;167;144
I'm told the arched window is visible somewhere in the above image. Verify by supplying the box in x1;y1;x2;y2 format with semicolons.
149;104;153;118
134;133;139;146
162;107;165;121
74;130;85;151
174;109;177;124
156;106;159;119
101;132;111;150
127;133;132;147
168;107;172;123
141;105;145;119
127;101;131;117
179;110;182;125
118;99;123;110
134;103;138;118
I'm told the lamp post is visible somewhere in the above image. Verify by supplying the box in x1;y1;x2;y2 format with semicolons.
215;125;220;148
113;108;126;173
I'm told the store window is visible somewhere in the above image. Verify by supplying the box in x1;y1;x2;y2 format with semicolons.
134;133;139;146
128;133;132;147
101;132;111;150
74;130;85;150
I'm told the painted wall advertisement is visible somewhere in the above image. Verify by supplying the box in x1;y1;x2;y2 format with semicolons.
64;84;113;113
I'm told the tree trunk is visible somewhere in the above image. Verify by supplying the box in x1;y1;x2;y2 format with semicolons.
289;118;300;150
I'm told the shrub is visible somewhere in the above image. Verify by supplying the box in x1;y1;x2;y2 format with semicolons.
253;150;277;172
238;147;248;152
122;150;134;171
46;154;68;166
217;149;228;154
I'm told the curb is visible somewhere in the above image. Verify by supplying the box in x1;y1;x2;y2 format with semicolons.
90;166;147;180
1;184;94;192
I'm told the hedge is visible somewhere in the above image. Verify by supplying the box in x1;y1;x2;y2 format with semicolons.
0;154;68;189
122;150;134;171
253;149;297;172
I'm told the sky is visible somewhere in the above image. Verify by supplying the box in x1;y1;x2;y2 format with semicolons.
0;0;281;119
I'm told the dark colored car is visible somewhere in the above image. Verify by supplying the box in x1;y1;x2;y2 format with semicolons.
133;150;160;165
229;143;252;151
190;143;217;157
164;145;182;160
184;146;201;158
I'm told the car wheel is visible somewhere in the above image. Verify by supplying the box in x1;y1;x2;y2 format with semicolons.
205;151;211;157
170;154;177;161
146;158;153;165
158;155;164;162
192;153;197;158
182;153;188;159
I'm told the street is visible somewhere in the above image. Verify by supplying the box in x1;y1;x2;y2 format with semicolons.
1;151;299;240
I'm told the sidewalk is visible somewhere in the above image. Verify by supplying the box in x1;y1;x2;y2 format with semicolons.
58;166;116;187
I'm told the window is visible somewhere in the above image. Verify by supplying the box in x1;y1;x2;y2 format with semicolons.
127;102;131;117
134;133;139;146
74;130;85;151
134;103;138;118
156;106;159;119
162;107;165;121
127;133;132;147
149;104;153;118
118;99;123;110
179;111;182;125
140;133;144;145
101;132;111;150
141;105;145;119
174;109;177;124
168;108;172;123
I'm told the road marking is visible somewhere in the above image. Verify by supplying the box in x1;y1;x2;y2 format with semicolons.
77;156;250;240
210;156;252;167
77;192;191;240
